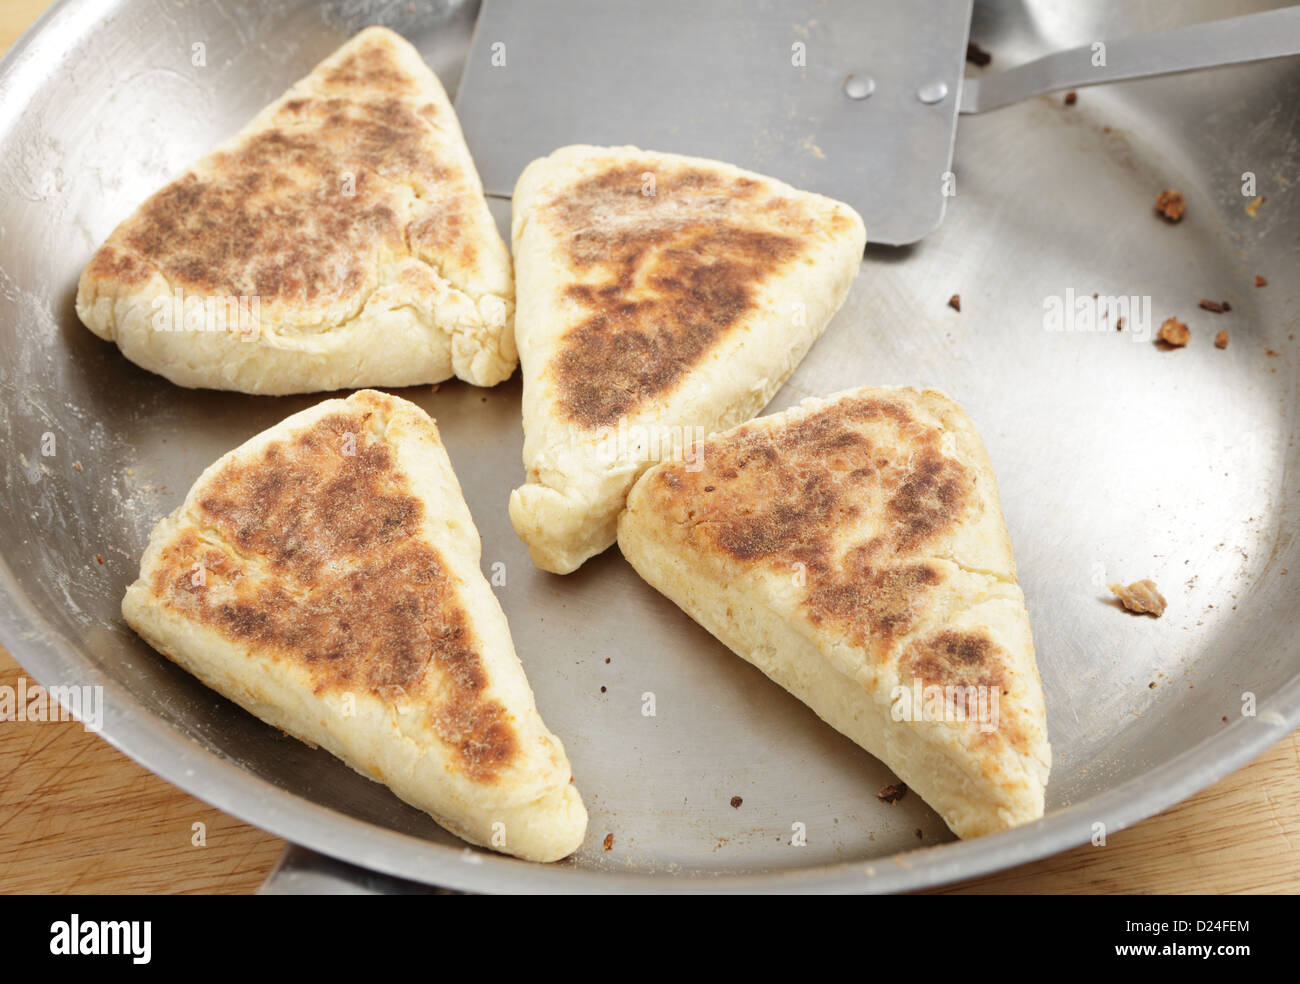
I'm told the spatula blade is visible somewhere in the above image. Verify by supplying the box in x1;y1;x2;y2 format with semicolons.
454;0;971;246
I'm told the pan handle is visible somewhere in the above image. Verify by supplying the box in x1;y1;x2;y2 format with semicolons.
960;5;1300;114
257;844;464;895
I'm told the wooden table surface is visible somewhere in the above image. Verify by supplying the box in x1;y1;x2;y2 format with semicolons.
1;2;1297;895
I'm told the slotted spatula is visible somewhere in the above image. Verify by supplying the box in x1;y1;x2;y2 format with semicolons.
453;0;1300;245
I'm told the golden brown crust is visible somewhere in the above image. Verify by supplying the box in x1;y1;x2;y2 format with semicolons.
319;41;421;92
900;628;1027;750
541;161;834;428
195;413;419;580
87;33;470;307
146;409;517;782
641;393;975;660
620;387;1049;830
901;629;1006;693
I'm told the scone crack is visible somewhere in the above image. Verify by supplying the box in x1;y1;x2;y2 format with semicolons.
943;555;1018;586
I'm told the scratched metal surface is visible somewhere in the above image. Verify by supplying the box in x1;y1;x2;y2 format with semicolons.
0;0;1297;892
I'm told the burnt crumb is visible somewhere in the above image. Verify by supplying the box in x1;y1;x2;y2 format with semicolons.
599;685;607;693
877;782;908;805
915;828;924;840
1108;579;1167;617
1148;681;1158;689
947;294;961;312
966;41;992;67
1064;90;1077;105
1215;330;1229;349
730;796;743;809
603;833;614;851
1157;317;1190;347
1155;188;1186;223
1199;299;1228;314
1254;275;1268;287
1115;317;1125;331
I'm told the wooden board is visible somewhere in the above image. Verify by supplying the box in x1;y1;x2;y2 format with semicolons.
3;639;1297;894
0;0;1297;895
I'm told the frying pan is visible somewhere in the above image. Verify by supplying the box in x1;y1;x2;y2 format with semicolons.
0;0;1297;893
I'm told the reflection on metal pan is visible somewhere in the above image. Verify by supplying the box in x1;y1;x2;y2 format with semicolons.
0;0;1296;892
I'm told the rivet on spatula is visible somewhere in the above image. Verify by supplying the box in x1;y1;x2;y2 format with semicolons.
917;80;949;104
843;74;876;99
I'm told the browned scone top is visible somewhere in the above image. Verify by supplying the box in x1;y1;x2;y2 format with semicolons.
620;387;1048;834
532;156;861;429
82;27;486;322
141;394;516;783
625;387;1029;736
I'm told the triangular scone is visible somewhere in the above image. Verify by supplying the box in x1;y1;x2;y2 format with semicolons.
509;145;865;573
77;27;515;394
618;387;1051;838
122;390;585;862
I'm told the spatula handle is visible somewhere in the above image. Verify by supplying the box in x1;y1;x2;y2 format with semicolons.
259;844;463;894
960;5;1300;114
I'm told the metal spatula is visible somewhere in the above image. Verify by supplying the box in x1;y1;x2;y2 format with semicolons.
453;0;1300;245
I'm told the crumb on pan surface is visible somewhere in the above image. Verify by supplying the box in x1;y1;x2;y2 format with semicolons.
1158;317;1190;347
877;782;908;804
1155;188;1186;223
1108;579;1167;617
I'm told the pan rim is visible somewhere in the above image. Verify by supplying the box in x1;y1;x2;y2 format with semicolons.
2;0;1298;894
3;542;1297;893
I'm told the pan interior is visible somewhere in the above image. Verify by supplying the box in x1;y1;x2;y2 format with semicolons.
0;0;1296;885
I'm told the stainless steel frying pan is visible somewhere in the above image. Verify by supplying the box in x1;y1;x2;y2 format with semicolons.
1;0;1298;893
